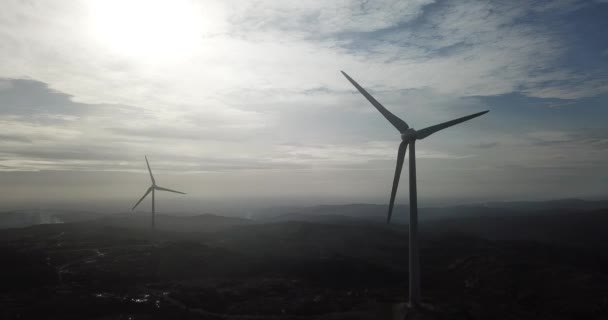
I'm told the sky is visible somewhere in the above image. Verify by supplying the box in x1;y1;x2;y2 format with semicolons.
0;0;607;214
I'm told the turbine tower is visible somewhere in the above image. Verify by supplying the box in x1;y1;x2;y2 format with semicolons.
132;156;186;229
341;71;488;307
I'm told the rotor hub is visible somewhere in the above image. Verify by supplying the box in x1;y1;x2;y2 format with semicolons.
401;128;417;141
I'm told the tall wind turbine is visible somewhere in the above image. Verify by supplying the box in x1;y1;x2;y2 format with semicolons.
132;156;186;229
341;71;488;306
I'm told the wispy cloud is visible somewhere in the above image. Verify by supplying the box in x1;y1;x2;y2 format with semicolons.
474;142;500;149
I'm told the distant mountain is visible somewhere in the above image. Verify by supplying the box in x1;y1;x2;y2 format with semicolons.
475;198;608;211
260;212;366;224
255;203;399;224
253;198;608;224
93;213;252;233
0;209;251;232
3;198;607;232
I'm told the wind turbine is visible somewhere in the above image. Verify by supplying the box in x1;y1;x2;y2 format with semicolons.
132;156;186;229
341;71;488;307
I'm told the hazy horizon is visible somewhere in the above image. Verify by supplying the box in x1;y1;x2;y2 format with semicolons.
2;188;607;218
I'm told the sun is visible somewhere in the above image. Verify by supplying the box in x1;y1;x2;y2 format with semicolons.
87;0;202;62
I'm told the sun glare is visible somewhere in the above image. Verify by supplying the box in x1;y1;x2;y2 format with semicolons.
88;0;202;61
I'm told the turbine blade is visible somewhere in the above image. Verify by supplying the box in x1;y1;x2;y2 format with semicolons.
387;141;408;224
132;186;153;210
155;186;186;195
145;155;156;184
415;110;489;140
341;71;409;132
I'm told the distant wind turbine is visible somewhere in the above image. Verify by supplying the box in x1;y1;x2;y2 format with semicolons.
132;156;186;229
341;71;488;307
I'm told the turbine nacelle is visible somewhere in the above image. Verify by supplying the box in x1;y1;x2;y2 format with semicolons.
401;128;417;141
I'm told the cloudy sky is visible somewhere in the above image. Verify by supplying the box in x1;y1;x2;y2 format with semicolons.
0;0;607;214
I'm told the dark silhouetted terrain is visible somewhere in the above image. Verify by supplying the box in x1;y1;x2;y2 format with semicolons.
1;199;608;319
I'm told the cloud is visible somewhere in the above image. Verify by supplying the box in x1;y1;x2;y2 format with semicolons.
529;128;608;149
0;133;32;143
0;0;607;205
524;77;608;99
475;142;499;149
230;0;434;35
0;78;85;116
0;0;605;113
0;78;486;173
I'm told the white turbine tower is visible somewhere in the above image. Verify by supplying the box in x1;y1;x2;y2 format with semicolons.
132;156;186;229
341;71;488;307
